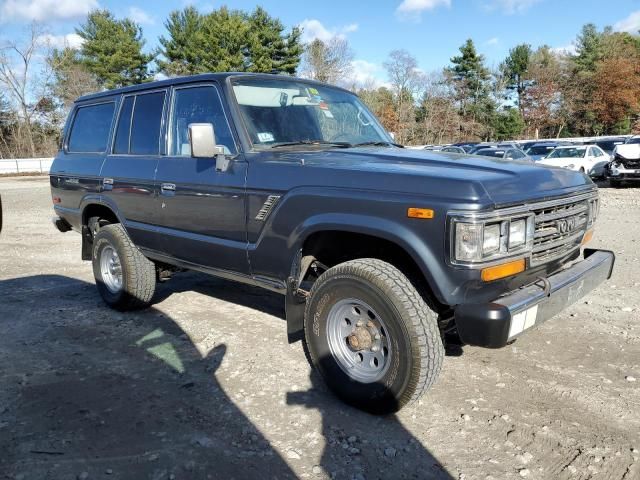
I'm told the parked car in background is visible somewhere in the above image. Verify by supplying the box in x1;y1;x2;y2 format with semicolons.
474;147;531;161
519;141;539;151
595;137;627;155
468;142;521;154
452;142;479;152
538;145;609;177
440;146;466;154
525;142;569;161
607;141;640;187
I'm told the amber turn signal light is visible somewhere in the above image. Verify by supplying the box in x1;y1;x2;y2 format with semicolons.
407;208;434;219
481;258;525;282
582;229;594;245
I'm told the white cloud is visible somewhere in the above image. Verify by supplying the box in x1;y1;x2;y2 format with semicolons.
484;0;541;14
349;59;389;89
0;0;98;22
551;44;577;56
299;19;359;43
127;6;155;25
396;0;450;21
485;37;499;46
397;0;450;13
37;33;84;50
614;10;640;33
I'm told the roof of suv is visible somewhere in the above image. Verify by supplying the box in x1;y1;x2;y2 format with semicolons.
76;72;352;103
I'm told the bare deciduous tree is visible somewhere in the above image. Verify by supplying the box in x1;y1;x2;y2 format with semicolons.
301;37;354;85
0;23;47;157
383;49;424;144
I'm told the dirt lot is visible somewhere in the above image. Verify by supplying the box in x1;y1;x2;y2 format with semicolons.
0;176;638;480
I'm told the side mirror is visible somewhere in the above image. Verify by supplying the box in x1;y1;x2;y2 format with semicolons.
388;132;396;140
188;123;230;172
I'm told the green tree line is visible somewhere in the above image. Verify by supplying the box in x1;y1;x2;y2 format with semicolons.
0;5;639;158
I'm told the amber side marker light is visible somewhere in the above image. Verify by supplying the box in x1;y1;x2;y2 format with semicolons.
481;258;526;282
582;229;594;245
407;207;434;219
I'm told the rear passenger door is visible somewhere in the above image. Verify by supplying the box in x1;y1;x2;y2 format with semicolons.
154;83;249;274
101;89;167;251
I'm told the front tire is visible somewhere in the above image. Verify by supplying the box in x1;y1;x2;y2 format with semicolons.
303;259;444;414
92;224;156;311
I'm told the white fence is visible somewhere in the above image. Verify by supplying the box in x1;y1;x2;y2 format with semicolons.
0;158;54;175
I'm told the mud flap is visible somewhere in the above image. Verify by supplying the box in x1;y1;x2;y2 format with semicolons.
286;276;306;343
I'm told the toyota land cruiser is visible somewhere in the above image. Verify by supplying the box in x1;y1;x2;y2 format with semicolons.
50;73;614;413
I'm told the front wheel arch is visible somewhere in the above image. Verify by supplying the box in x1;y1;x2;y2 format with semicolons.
285;229;447;343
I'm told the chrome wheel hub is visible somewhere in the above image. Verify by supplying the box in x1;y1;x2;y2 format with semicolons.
100;245;123;293
326;298;392;383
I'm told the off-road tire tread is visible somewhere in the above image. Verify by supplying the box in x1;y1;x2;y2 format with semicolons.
93;224;155;310
303;258;444;411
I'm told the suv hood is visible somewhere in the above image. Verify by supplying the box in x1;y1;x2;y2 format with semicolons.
614;144;640;161
280;147;594;207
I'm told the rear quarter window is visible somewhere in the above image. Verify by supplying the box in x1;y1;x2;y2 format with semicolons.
67;102;115;153
130;91;165;155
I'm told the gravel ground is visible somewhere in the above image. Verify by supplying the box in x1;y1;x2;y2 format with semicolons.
0;176;638;480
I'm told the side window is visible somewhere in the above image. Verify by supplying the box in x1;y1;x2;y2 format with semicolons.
130;92;166;155
67;103;115;153
113;96;134;154
170;85;236;156
510;149;525;159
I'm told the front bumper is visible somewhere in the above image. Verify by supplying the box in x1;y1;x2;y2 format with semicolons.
454;249;615;348
607;164;640;180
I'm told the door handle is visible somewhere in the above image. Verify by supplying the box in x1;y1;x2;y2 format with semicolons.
161;183;176;192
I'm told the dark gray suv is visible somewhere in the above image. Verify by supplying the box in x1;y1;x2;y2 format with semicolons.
50;73;614;413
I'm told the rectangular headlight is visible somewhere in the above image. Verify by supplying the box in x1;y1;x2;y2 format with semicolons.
455;223;483;262
483;223;500;255
509;219;526;248
451;215;534;264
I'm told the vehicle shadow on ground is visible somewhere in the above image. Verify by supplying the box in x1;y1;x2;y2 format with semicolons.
287;371;454;479
155;271;287;320
155;271;464;358
0;275;452;479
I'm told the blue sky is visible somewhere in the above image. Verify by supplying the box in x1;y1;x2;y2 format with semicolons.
1;0;640;85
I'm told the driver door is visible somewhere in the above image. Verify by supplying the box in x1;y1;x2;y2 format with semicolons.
154;83;249;274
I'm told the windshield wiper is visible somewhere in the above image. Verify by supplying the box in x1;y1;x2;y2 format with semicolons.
350;141;403;148
269;140;351;149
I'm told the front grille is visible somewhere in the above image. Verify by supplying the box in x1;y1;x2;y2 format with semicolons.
620;159;640;169
531;197;590;265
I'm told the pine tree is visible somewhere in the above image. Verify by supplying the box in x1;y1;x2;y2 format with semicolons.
76;10;154;89
447;39;495;139
502;43;531;114
157;6;303;76
574;24;602;72
157;7;204;76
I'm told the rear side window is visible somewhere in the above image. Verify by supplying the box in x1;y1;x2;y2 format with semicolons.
130;92;165;155
113;96;134;154
112;92;166;155
67;102;115;153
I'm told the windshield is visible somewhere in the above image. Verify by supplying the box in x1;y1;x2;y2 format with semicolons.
231;77;391;149
627;137;640;144
546;147;586;159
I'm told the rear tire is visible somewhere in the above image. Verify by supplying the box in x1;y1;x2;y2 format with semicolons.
303;258;444;414
609;179;622;188
92;224;156;311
